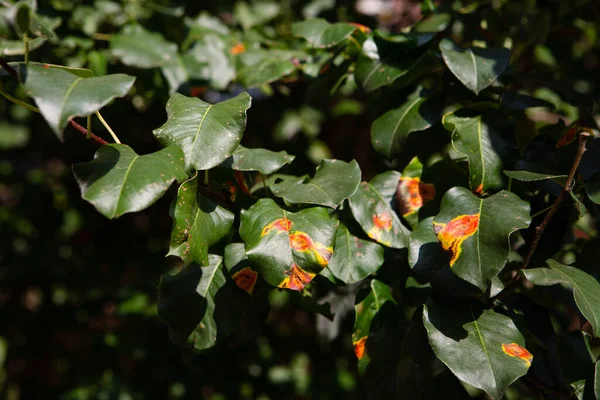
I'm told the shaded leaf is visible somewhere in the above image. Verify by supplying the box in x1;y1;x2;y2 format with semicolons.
222;145;295;175
522;260;600;337
72;144;187;219
239;198;338;290
153;92;251;171
500;91;554;111
433;187;531;291
585;173;600;205
396;157;436;228
439;39;510;95
291;18;356;48
504;170;567;184
110;25;178;69
270;159;361;208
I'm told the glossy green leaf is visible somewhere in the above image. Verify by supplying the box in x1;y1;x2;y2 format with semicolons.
433;187;531;291
22;64;134;138
0;37;45;55
423;302;532;399
110;25;178;69
153;92;251;171
291;18;356;48
72;144;187;219
348;179;410;249
222;145;295;174
444;111;513;193
371;88;441;158
439;39;510;95
326;222;384;284
504;170;568;184
522;260;600;337
269;159;361;208
168;174;234;266
239;198;338;291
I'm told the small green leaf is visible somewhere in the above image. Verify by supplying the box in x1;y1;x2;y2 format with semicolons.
270;159;361;208
153;92;251;171
23;64;134;138
585;173;600;205
291;18;356;48
234;1;280;30
522;260;600;337
186;33;235;90
222;145;295;174
7;0;33;37
423;302;532;399
72;144;187;219
110;25;178;69
326;222;384;284
439;39;510;95
168;174;234;266
239;198;338;291
433;187;531;291
237;49;298;87
504;170;568;184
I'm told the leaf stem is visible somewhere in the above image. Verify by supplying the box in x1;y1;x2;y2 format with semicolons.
69;119;109;145
92;33;112;41
530;204;554;219
0;88;40;113
87;115;92;139
95;111;121;143
23;33;29;64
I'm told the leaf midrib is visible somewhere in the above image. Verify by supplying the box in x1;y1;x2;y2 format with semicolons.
190;104;214;166
387;96;423;155
470;305;498;396
58;76;83;128
115;153;139;218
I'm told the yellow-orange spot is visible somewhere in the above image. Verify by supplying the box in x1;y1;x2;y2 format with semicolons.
502;343;533;366
397;177;436;216
474;183;484;195
353;336;367;359
556;123;579;148
433;214;480;266
232;267;258;295
349;22;371;33
313;243;333;266
261;218;292;236
225;181;237;202
278;263;315;291
230;42;246;55
290;232;313;251
373;213;393;230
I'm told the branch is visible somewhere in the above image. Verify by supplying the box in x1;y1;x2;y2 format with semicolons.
69;119;109;145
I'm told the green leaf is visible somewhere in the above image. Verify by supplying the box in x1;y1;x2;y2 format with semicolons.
72;144;187;219
433;187;531;291
585;173;600;205
153;92;251;172
326;222;384;284
0;37;45;55
269;159;361;208
291;18;356;48
504;170;568;184
522;260;600;337
222;145;295;174
500;91;554;111
0;122;29;150
444;111;513;194
239;198;338;290
371;88;441;158
348;179;410;249
237;49;297;87
7;0;33;37
439;39;510;95
168;174;234;266
186;33;235;90
22;65;134;138
234;1;280;30
595;361;600;399
423;302;532;399
110;25;178;69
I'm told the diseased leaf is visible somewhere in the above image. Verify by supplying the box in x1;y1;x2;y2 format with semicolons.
23;64;134;138
439;39;510;95
222;145;295;174
423;302;532;399
72;144;187;219
522;260;600;337
269;159;361;208
433;187;531;291
291;18;356;48
168;174;234;266
153;92;251;171
110;25;178;69
397;157;436;228
239;198;338;291
326;222;384;284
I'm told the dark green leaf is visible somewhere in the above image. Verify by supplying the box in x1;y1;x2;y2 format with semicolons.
7;0;33;37
433;187;531;291
522;260;600;337
168;174;234;266
439;39;510;95
270;159;361;208
110;25;178;69
500;91;554;111
239;198;338;290
153;92;251;171
72;144;187;219
585;173;600;205
291;18;356;48
504;170;568;184
23;64;134;138
222;145;295;174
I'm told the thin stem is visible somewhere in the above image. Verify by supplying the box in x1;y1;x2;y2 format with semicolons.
69;119;109;145
204;170;209;185
507;176;513;192
95;111;121;143
0;89;40;113
23;33;29;64
530;204;554;219
86;115;92;139
91;33;112;41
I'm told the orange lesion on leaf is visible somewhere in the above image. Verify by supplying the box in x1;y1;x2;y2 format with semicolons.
353;336;368;359
501;343;533;366
261;218;293;236
289;232;333;266
230;42;246;55
397;177;436;216
367;212;393;246
433;214;480;266
279;263;315;291
474;183;484;195
349;22;371;33
556;121;580;148
232;267;258;295
225;181;237;202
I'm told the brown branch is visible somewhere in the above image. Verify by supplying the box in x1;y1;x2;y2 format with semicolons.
0;57;18;81
69;119;109;145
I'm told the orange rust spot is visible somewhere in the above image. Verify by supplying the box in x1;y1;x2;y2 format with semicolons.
373;213;393;230
353;336;367;359
43;64;51;69
225;181;237;202
349;22;371;33
230;42;246;55
261;218;292;236
279;263;315;291
556;123;579;148
397;177;436;216
433;214;480;266
190;86;207;98
232;267;258;295
474;183;484;195
234;171;252;197
290;232;313;251
502;343;533;366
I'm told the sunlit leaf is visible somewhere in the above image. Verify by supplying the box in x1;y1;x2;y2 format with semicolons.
291;18;356;48
110;24;178;69
222;145;295;175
